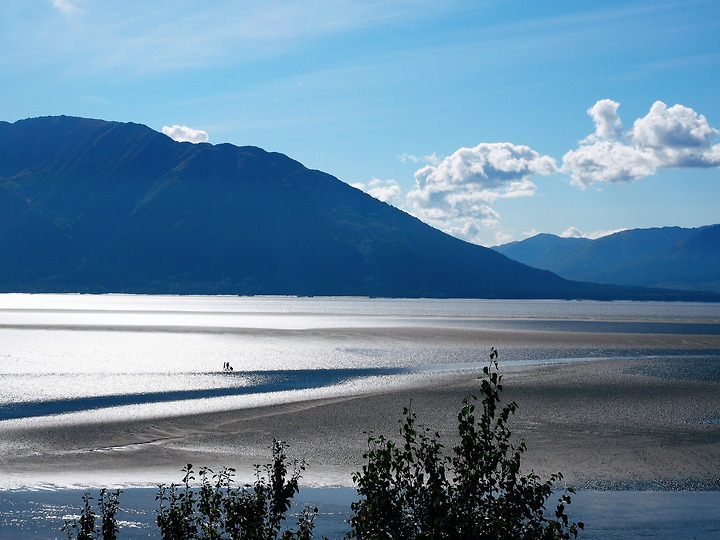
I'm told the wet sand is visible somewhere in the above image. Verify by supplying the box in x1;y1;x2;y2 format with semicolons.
2;329;720;491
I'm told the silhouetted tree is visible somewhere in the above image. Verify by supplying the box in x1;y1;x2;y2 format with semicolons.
348;348;584;539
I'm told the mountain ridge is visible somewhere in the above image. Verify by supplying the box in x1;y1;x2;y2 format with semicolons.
493;225;720;293
1;115;717;301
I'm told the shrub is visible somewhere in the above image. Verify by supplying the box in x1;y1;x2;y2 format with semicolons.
63;489;122;540
155;439;317;539
347;348;584;539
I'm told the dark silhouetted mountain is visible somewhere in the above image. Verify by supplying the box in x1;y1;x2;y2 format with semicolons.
0;116;716;300
493;226;720;293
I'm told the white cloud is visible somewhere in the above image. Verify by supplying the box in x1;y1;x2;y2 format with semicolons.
351;178;402;204
447;221;482;243
560;226;626;239
631;101;720;167
407;142;556;224
391;100;719;247
560;226;584;238
444;217;515;246
562;100;720;186
399;153;421;163
399;142;556;246
162;125;209;144
51;0;81;16
586;99;624;141
493;230;515;246
561;138;657;185
399;152;440;165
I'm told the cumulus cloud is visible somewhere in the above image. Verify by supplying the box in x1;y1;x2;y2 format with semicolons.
562;100;720;186
351;178;402;204
447;221;482;243
446;218;516;247
162;125;209;144
632;101;720;166
398;142;557;246
586;99;624;141
392;100;718;246
406;142;557;225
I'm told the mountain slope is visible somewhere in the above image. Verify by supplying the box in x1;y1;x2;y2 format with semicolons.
0;116;716;300
493;226;720;293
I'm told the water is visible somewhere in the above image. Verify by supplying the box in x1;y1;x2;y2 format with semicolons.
2;294;719;439
2;488;720;539
1;294;720;538
2;295;718;427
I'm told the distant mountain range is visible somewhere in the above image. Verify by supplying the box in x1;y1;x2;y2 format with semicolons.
0;115;716;301
493;225;720;293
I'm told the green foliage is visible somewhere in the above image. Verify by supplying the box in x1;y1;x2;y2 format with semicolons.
99;488;122;540
155;439;317;539
348;348;584;539
155;465;199;539
63;489;122;540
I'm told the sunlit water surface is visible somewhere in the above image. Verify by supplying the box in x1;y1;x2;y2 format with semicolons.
2;294;720;425
2;295;720;538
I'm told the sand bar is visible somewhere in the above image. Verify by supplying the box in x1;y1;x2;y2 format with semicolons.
2;328;720;491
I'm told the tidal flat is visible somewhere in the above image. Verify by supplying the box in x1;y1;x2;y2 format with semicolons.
1;295;720;537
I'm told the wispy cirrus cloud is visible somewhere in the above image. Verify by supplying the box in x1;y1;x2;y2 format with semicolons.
398;152;439;165
31;1;453;75
51;0;82;16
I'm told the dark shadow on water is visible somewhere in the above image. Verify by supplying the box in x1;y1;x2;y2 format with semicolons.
0;367;407;421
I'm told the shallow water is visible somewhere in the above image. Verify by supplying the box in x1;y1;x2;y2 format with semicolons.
1;488;719;540
1;295;720;537
2;294;718;410
2;294;719;439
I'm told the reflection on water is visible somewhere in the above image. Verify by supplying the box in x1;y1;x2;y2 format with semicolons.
2;293;720;319
1;294;719;426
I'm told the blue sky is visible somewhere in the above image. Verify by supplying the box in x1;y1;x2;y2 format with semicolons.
2;0;719;246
